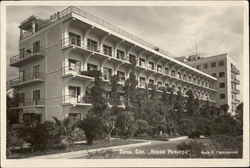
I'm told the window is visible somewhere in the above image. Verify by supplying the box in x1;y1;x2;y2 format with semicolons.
203;63;208;69
165;68;169;75
171;70;176;77
87;63;98;71
201;81;204;86
178;86;182;91
69;59;81;73
219;60;225;67
139;77;146;87
157;65;162;72
183;88;187;95
69;32;81;46
149;79;154;85
19;48;25;59
129;54;136;64
211;73;217;77
189;76;192;82
33;65;40;78
196;65;201;70
139;58;145;67
33;41;40;53
197;80;200;85
149;61;154;70
183;74;186;80
69;86;81;103
33;89;40;105
19;70;25;82
157;81;163;88
219;72;225;78
117;50;125;60
87;39;98;51
103;44;112;56
172;85;176;92
177;72;181;79
219;94;225;99
193;77;196;83
18;93;25;106
117;71;125;81
165;83;169;88
23;114;41;125
219;82;225;88
210;62;216;68
103;67;112;81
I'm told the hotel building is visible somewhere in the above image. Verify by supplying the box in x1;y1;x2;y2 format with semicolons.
8;6;218;124
176;53;240;115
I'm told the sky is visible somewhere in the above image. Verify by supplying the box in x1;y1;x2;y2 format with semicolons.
6;5;244;99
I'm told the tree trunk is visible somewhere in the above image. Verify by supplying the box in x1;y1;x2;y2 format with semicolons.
107;133;111;142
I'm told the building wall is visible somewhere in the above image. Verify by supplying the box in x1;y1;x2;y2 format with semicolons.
184;54;240;114
10;11;219;123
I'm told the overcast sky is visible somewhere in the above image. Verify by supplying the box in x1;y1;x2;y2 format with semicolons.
6;5;244;98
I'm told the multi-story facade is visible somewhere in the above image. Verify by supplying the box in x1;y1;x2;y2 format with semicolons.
176;53;240;115
8;6;218;124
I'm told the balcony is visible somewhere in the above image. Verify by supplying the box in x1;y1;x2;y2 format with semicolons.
10;99;45;109
232;98;241;104
10;47;44;67
232;88;240;94
61;66;95;81
8;72;45;88
231;78;240;84
231;66;240;75
62;95;92;106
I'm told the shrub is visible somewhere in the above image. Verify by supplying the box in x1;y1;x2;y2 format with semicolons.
77;115;103;145
177;140;205;158
214;115;240;136
23;123;51;152
135;119;149;136
6;124;25;157
115;111;136;139
177;118;195;137
193;117;215;136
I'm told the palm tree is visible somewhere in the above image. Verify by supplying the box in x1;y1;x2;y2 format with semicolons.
52;116;77;149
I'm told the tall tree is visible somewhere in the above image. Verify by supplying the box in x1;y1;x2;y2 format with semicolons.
124;59;138;112
186;90;195;116
90;70;108;117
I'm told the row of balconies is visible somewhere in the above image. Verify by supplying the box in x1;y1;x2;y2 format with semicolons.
61;65;216;93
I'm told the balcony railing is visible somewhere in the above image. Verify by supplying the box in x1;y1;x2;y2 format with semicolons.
10;47;44;66
103;48;112;56
59;6;175;57
231;66;240;74
20;31;33;40
8;72;45;88
233;99;240;103
231;78;240;84
63;95;92;105
232;88;240;94
17;99;45;108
